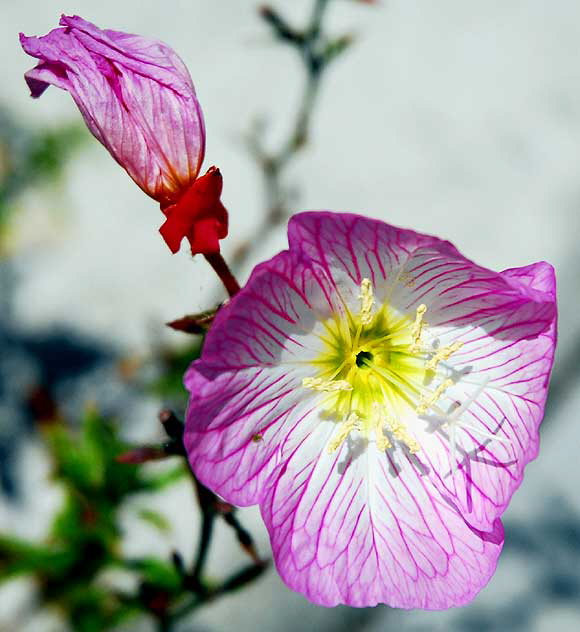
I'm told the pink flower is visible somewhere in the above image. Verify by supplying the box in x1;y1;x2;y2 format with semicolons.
184;211;557;608
20;15;227;255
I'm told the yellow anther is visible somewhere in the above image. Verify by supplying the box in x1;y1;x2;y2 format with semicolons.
416;378;454;415
426;341;464;371
358;278;375;325
409;304;427;352
302;377;353;392
384;413;420;454
371;403;392;452
328;413;360;453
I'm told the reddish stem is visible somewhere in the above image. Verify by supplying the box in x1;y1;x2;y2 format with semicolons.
204;252;241;297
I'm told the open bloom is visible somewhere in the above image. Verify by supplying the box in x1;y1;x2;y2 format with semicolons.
20;15;227;255
184;212;557;609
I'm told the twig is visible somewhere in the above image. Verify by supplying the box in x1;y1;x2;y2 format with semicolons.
188;478;217;593
125;409;266;629
118;408;264;628
233;0;352;267
169;560;270;623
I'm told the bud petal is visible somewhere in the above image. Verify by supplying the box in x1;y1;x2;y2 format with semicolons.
20;15;205;207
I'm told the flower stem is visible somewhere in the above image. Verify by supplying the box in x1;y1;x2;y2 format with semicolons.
190;478;217;588
204;252;241;297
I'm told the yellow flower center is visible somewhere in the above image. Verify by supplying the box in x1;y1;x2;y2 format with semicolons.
302;278;464;454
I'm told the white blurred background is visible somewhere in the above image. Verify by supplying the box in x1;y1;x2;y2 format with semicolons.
1;1;580;631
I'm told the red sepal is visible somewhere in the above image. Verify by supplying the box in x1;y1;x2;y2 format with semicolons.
159;166;228;255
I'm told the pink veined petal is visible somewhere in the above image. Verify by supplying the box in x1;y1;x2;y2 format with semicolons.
390;249;556;531
288;211;442;304
184;365;317;506
59;16;196;95
198;248;340;371
501;260;557;301
20;15;205;207
184;249;340;506
261;426;504;609
287;212;556;532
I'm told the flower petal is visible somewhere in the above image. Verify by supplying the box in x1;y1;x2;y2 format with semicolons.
184;249;338;505
288;211;442;290
391;249;556;531
20;15;204;206
262;429;503;608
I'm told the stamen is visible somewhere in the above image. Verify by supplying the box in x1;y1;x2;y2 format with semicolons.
328;412;360;453
358;278;375;325
409;304;427;353
416;378;454;415
448;379;488;421
303;377;353;392
453;421;513;445
371;403;392;451
384;412;420;453
426;341;464;371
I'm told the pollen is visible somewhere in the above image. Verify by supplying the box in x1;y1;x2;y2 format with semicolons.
384;410;421;453
358;278;375;325
426;341;463;371
409;304;427;353
371;403;392;452
416;378;454;415
303;377;353;392
328;412;361;453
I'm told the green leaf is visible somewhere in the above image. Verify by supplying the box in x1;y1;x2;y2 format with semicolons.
0;535;73;582
125;558;182;593
137;508;171;533
63;583;137;632
27;124;85;180
46;411;149;499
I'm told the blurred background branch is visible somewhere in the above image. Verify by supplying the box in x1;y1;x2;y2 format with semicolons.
233;0;353;267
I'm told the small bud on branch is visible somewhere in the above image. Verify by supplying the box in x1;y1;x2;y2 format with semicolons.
166;307;219;334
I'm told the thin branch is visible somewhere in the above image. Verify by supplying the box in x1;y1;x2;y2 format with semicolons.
188;478;216;592
233;0;351;267
169;560;270;623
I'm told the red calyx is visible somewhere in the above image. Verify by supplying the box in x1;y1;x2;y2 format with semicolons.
159;166;228;255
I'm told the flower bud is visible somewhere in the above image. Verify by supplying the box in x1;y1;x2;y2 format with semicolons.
21;15;228;254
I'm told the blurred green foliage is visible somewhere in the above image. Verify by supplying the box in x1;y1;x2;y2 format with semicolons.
151;338;203;401
0;106;85;235
0;410;186;631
